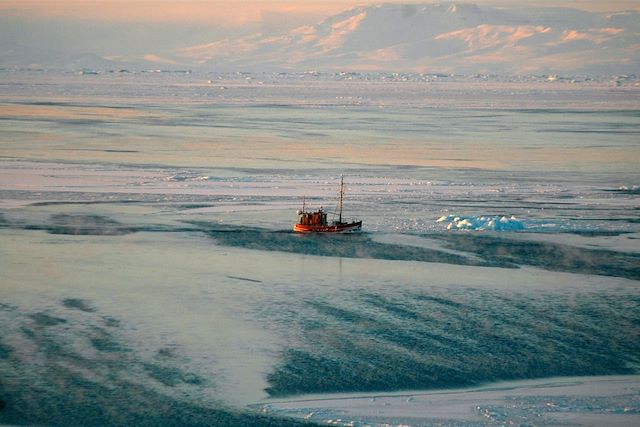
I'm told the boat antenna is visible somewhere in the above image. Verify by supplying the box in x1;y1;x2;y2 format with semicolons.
338;175;344;224
302;195;306;213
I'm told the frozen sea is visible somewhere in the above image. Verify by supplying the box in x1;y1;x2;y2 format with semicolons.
1;70;639;426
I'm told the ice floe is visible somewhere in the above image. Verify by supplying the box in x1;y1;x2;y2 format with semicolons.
437;214;525;231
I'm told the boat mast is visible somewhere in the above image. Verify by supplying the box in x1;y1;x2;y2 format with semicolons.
338;175;344;223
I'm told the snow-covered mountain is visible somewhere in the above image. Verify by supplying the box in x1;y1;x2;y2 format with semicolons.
2;2;638;75
177;2;640;74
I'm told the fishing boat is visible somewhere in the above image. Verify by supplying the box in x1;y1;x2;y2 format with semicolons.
293;176;362;233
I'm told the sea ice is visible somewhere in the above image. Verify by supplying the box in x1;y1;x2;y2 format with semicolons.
262;376;640;427
437;215;525;231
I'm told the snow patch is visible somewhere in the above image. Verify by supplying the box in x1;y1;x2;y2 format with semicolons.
435;25;551;49
318;11;367;52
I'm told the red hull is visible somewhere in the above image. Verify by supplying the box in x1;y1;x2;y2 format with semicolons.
293;221;362;233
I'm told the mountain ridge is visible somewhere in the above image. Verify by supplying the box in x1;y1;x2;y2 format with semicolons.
175;2;639;74
3;2;639;75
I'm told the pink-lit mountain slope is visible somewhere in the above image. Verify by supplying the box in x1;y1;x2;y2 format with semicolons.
177;2;639;74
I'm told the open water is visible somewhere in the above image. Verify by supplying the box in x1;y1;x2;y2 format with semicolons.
1;70;639;426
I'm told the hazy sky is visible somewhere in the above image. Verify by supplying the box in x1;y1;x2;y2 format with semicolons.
3;1;639;24
1;1;339;56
